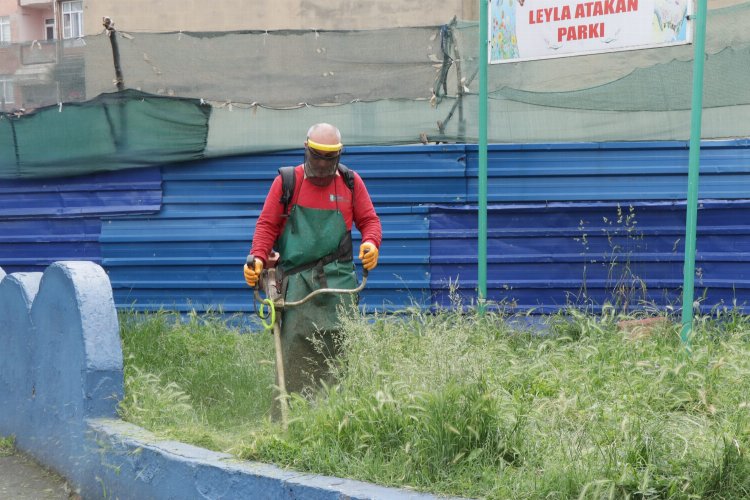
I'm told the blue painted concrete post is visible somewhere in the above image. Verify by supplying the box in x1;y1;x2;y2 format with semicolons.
0;262;123;491
0;272;42;443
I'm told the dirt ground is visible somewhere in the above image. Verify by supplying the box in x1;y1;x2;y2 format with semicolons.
0;451;76;500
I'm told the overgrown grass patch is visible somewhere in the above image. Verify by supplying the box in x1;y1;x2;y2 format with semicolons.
0;435;15;456
118;310;275;451
120;306;750;499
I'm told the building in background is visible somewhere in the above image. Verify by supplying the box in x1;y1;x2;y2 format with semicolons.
1;0;477;111
83;0;477;32
0;0;84;111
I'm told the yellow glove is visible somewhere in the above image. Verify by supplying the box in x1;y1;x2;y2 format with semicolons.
243;258;263;287
358;242;379;271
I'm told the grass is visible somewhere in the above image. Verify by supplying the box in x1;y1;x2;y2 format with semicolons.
118;310;275;451
0;435;15;456
119;305;750;499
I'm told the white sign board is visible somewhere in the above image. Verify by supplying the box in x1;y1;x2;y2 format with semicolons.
489;0;693;63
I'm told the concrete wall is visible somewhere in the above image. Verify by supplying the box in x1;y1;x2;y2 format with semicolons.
17;7;51;42
0;261;459;499
0;0;52;42
0;0;19;42
81;0;750;34
0;0;17;18
84;0;475;33
0;261;122;489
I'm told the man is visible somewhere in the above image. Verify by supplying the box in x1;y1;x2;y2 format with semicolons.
244;123;382;399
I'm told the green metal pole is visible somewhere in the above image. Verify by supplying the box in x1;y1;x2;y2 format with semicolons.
680;0;708;346
478;0;488;308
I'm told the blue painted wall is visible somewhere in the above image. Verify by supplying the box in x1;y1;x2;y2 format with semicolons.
1;140;749;315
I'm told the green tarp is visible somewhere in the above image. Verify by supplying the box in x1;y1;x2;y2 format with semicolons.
0;90;210;179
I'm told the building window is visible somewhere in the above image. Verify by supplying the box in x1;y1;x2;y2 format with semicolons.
1;78;13;105
61;1;83;39
0;16;10;44
45;18;55;40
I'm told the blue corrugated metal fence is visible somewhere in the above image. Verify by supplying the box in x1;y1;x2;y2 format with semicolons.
2;140;749;315
0;168;161;275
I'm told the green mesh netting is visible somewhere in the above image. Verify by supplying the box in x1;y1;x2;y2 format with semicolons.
447;1;750;98
0;2;748;178
488;44;750;111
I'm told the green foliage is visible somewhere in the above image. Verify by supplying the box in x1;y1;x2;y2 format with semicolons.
575;204;654;314
121;307;750;499
118;310;275;448
0;435;15;456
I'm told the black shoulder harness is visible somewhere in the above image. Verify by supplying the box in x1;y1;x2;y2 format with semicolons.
278;164;355;215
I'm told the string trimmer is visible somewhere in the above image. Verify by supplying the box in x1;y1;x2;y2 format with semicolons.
247;252;368;429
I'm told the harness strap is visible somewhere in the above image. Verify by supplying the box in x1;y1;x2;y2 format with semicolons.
278;166;296;217
283;231;353;278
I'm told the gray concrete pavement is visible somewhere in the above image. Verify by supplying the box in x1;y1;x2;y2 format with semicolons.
0;451;75;500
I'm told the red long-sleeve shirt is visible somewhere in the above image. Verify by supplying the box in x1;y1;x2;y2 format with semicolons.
250;164;382;264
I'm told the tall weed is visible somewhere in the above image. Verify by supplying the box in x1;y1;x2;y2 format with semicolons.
119;310;275;447
121;306;750;499
240;305;750;499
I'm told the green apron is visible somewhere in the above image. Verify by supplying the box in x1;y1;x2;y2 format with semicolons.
276;203;356;397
